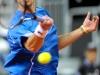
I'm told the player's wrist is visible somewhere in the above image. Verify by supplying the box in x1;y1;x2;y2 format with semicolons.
80;25;89;34
34;24;48;38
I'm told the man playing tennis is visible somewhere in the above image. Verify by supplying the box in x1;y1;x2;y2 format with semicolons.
4;0;99;75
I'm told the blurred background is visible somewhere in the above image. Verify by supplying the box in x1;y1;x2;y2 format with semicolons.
0;0;100;75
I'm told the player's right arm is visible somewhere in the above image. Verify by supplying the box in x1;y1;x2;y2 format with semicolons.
24;17;53;53
24;34;44;53
16;0;53;53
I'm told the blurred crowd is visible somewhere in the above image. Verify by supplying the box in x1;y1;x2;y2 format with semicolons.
77;42;100;75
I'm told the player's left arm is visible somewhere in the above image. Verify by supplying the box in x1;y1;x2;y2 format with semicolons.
58;12;99;50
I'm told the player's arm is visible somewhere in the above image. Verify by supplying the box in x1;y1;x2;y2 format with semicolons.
16;0;53;53
24;34;44;53
58;12;99;50
58;27;84;50
24;17;53;53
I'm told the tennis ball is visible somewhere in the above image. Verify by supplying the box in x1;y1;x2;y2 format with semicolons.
37;52;52;64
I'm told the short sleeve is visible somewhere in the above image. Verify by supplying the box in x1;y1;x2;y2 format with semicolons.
9;10;23;28
8;22;36;50
36;7;51;17
20;32;33;48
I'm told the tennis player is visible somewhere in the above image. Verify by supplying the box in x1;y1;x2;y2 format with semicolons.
4;0;99;75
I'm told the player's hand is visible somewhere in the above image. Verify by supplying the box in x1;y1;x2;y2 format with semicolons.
39;16;53;31
81;12;99;33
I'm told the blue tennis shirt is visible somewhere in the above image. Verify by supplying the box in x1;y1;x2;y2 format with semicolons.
4;7;59;75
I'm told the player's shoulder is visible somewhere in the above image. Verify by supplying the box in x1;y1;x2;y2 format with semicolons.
36;7;47;12
36;7;49;16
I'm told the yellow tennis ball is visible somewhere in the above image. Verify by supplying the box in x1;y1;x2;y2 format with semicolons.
37;52;52;64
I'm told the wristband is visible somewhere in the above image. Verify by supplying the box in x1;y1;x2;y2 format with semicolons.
34;24;48;38
80;25;89;34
